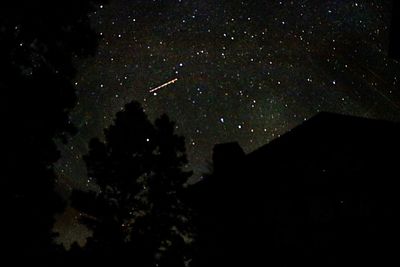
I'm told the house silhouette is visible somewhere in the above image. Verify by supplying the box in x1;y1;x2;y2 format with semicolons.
189;112;400;267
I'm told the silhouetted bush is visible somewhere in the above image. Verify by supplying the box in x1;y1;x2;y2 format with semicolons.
0;1;106;265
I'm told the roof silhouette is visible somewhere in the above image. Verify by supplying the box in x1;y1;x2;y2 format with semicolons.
190;112;400;267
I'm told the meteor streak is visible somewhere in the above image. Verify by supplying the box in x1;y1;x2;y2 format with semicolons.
149;78;178;93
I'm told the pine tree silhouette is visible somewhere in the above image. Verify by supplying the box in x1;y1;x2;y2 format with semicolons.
71;101;194;267
0;1;106;265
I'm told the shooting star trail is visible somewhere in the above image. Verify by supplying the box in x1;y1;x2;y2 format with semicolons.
149;78;178;93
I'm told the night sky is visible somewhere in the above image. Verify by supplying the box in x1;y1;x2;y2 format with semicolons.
54;0;400;247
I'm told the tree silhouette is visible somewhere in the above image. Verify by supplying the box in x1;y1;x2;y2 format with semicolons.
71;101;194;267
0;1;106;265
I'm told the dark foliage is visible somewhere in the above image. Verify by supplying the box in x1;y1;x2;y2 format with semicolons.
0;0;106;265
71;101;194;267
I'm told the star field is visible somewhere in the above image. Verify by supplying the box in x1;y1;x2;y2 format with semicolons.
57;0;400;198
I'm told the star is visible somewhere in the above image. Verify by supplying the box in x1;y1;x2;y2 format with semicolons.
56;0;400;245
